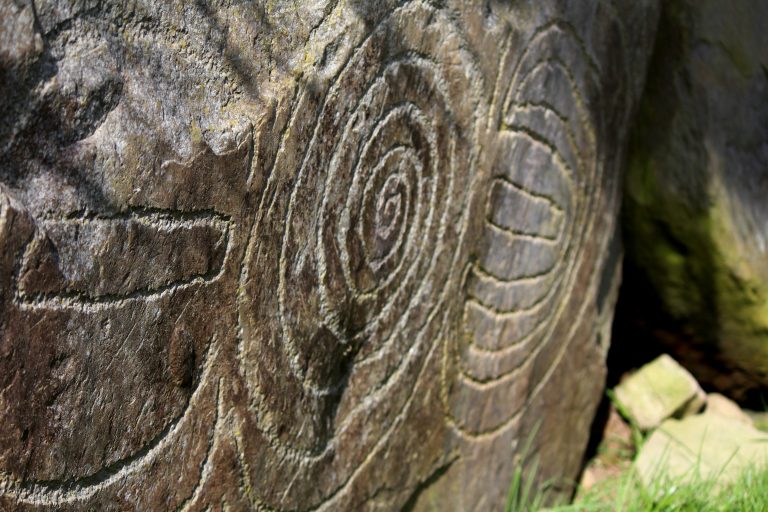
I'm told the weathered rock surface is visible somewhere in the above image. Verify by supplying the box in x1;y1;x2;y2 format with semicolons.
635;414;768;489
0;0;658;510
614;354;705;431
623;0;768;397
704;393;753;426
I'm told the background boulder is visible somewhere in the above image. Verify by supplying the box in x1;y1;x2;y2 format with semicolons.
623;0;768;400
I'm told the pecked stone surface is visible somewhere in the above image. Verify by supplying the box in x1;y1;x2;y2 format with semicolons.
0;1;658;510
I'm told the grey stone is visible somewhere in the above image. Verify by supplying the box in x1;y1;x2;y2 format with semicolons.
614;354;705;431
0;0;658;510
635;414;768;489
704;393;753;426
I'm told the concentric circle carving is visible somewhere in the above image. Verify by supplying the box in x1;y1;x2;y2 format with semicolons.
237;2;483;506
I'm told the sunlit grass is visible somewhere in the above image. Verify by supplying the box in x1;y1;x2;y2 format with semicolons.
548;460;768;512
504;391;768;512
505;463;768;512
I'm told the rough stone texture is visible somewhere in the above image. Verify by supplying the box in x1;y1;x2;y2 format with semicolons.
704;393;753;426
623;0;768;398
0;1;657;510
614;354;705;431
635;414;768;489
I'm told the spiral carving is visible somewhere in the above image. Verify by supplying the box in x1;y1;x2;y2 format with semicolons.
237;2;483;506
445;21;601;437
0;1;639;509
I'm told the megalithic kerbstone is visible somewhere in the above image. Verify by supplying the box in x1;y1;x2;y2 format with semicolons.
0;1;659;509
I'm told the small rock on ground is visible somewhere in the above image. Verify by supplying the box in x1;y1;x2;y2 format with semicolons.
634;413;768;489
614;354;705;431
704;393;753;425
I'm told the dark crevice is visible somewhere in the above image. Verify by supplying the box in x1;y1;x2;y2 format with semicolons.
401;458;457;512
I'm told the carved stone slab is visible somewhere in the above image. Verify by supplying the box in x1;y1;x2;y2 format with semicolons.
0;1;658;510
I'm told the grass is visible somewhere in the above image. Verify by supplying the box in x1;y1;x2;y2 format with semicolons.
504;459;768;512
549;460;768;512
504;390;768;512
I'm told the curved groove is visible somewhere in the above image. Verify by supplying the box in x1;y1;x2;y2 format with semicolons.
15;210;232;311
236;5;483;501
2;344;220;506
448;15;602;439
465;267;555;313
178;380;225;512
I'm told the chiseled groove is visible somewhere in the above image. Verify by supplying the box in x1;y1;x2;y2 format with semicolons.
457;298;560;362
232;422;272;512
506;97;587;179
462;281;558;354
494;128;577;213
451;176;592;427
508;100;570;125
504;26;598;174
2;344;220;506
499;123;577;179
41;206;232;224
487;30;515;132
334;102;434;302
276;54;444;336
464;268;559;317
474;260;557;287
508;63;595;164
489;172;565;213
280;64;443;390
483;218;559;244
485;180;563;242
309;306;452;512
489;174;566;213
14;221;232;312
522;21;600;79
508;57;585;119
468;262;553;287
355;144;418;278
484;221;559;243
456;350;533;390
242;0;477;476
445;407;523;443
505;102;583;182
178;380;224;512
457;346;531;385
472;233;570;286
448;17;603;443
508;52;597;155
476;224;559;282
